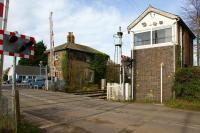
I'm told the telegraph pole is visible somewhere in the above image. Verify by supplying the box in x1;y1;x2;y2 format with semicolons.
49;12;55;82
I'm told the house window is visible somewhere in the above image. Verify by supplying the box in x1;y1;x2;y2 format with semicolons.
84;69;94;82
86;56;90;63
152;28;172;44
55;53;59;61
134;31;151;46
88;71;94;82
19;76;22;80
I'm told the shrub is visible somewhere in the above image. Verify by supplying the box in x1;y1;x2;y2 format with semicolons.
90;53;109;84
3;74;8;81
173;67;200;100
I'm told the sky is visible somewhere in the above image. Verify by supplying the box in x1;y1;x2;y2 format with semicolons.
3;0;189;69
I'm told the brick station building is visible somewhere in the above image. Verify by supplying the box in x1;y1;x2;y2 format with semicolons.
128;6;195;101
45;32;108;89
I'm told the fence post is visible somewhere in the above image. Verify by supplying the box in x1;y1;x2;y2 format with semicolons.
15;89;20;131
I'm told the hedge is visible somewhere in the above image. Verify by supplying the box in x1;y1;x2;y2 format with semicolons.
173;67;200;100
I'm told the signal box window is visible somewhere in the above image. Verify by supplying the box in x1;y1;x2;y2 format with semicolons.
153;28;172;44
134;31;150;46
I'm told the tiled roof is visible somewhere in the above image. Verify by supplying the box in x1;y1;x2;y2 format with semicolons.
15;65;40;76
45;43;107;55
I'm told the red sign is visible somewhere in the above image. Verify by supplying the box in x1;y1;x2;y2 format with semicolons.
0;30;35;59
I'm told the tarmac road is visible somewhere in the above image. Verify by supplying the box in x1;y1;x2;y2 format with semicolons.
2;88;200;133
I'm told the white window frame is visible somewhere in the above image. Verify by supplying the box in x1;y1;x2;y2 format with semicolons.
134;31;151;46
152;26;173;45
55;53;59;61
133;25;176;50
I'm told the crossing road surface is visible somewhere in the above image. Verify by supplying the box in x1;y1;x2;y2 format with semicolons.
2;88;200;133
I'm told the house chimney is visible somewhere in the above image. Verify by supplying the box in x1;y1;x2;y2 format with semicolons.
67;32;75;43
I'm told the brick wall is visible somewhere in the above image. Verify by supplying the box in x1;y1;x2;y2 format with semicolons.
134;46;175;101
47;51;65;79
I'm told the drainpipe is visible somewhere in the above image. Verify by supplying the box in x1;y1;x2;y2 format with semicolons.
123;65;125;100
173;19;179;99
129;31;134;100
180;26;183;68
160;62;164;104
131;50;134;100
173;18;179;72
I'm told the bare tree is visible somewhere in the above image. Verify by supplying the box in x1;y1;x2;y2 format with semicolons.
182;0;200;65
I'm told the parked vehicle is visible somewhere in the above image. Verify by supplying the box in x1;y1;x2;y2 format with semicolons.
22;79;29;84
30;78;45;89
22;79;34;84
16;79;22;83
28;79;34;86
7;79;12;84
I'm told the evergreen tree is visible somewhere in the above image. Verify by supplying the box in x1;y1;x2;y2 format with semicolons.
18;41;47;66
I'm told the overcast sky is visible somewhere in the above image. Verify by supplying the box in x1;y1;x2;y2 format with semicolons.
3;0;189;69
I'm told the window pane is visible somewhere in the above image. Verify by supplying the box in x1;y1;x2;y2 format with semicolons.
134;31;150;46
153;28;172;44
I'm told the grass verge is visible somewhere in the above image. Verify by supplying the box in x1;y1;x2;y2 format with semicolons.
166;99;200;111
18;122;42;133
0;116;42;133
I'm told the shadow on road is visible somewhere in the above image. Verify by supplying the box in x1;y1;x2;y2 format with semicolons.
181;112;192;133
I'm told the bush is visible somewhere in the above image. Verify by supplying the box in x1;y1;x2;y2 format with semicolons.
90;53;109;84
0;115;15;133
18;122;42;133
3;74;8;81
173;67;200;100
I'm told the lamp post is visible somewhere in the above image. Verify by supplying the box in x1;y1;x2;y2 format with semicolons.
39;61;43;78
113;27;124;99
45;65;48;90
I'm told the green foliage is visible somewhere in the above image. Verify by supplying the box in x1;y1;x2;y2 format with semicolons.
1;112;41;133
18;122;42;133
173;67;200;100
61;52;68;82
18;41;47;66
90;53;108;84
3;74;8;81
166;99;200;111
0;113;15;133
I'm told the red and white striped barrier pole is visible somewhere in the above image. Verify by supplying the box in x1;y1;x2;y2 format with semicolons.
0;0;4;29
0;0;4;88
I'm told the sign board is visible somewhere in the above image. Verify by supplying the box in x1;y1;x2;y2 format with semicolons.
0;30;35;59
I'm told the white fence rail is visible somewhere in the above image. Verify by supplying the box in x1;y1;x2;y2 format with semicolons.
107;83;131;101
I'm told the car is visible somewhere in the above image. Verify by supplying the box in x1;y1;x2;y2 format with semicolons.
30;78;45;89
16;79;22;83
22;79;29;84
22;79;33;84
7;79;12;84
28;79;34;86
